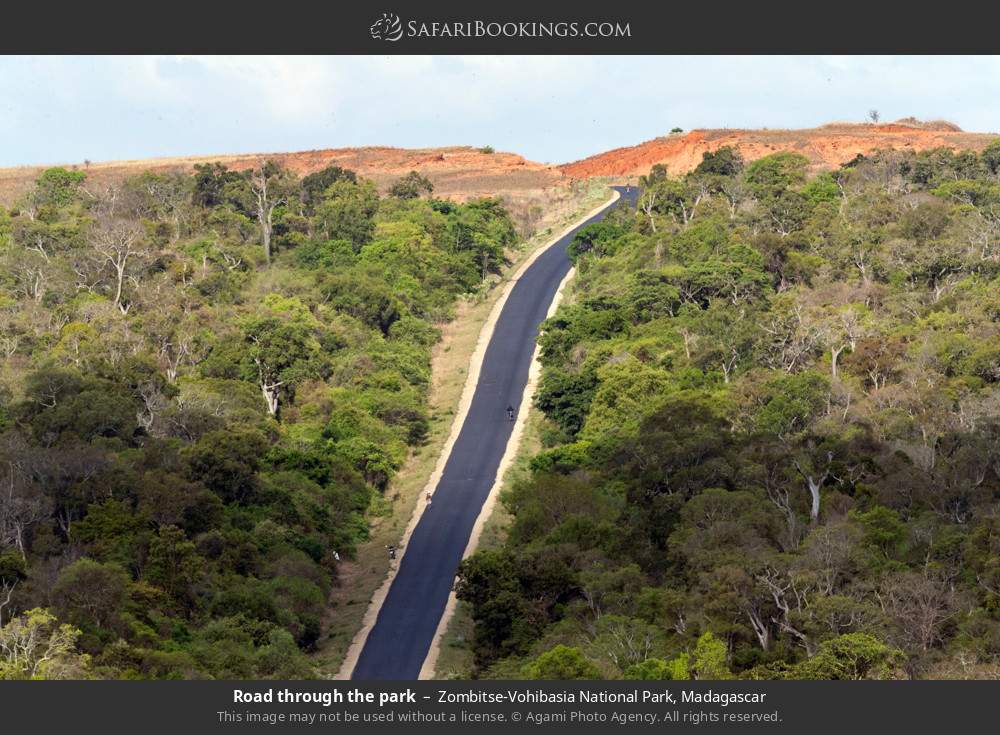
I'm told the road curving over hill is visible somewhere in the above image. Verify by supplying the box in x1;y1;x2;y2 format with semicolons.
348;185;640;680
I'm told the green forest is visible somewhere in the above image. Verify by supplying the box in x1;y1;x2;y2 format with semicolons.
0;162;518;678
457;141;1000;680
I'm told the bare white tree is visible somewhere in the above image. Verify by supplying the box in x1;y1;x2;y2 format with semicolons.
0;578;15;627
248;163;288;263
0;455;50;560
793;452;834;524
639;190;658;232
136;379;170;434
720;178;751;219
91;217;146;313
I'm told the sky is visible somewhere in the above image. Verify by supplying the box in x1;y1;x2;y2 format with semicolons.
1;55;998;168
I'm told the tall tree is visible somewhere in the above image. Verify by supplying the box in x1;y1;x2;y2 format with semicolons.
247;161;293;263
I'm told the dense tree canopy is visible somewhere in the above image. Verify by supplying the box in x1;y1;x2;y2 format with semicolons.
458;142;1000;681
0;160;518;678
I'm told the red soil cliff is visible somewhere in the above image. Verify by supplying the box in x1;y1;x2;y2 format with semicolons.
560;120;998;179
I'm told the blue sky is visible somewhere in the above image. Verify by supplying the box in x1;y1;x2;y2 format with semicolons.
1;56;998;168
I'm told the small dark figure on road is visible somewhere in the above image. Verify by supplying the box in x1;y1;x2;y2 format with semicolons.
386;545;396;560
506;405;515;421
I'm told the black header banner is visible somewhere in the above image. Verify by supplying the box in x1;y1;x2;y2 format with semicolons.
3;0;1000;54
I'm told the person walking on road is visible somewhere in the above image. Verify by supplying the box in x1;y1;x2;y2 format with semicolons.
506;404;515;421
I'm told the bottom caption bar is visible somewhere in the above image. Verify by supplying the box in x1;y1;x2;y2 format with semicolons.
1;680;991;732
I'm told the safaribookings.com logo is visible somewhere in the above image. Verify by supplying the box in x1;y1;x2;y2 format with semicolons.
370;13;631;42
370;13;404;41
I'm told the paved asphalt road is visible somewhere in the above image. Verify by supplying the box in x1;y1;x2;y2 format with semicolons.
351;186;640;680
